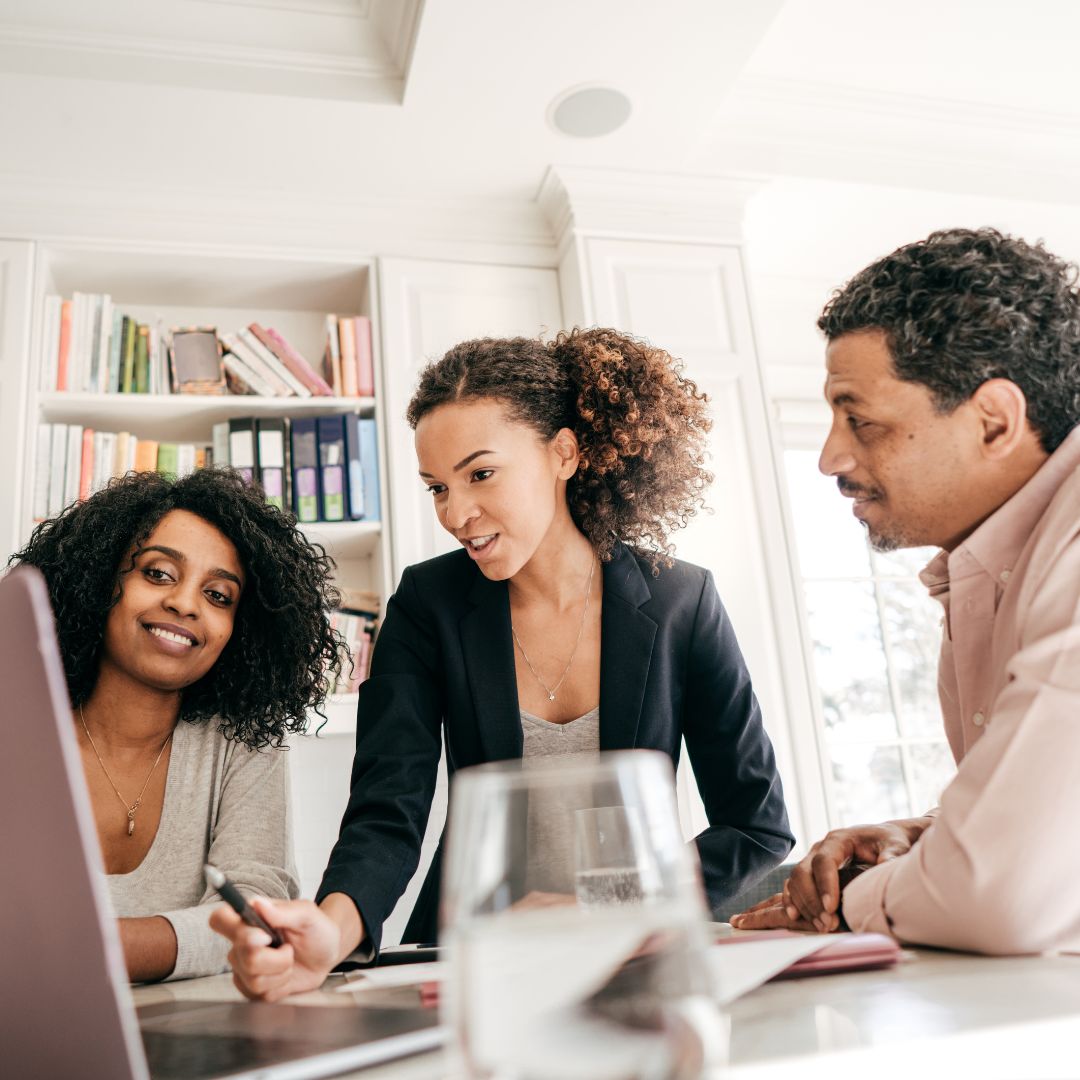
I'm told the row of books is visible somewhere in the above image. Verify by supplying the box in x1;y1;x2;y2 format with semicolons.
32;413;381;527
212;414;380;524
33;424;212;520
328;608;377;696
39;294;171;395
219;320;373;399
39;292;376;401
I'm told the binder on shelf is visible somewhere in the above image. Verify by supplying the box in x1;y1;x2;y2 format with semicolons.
316;414;347;522
290;417;320;524
48;424;67;517
249;324;333;397
358;417;381;521
228;418;256;483
343;412;364;521
255;418;286;510
354;316;375;397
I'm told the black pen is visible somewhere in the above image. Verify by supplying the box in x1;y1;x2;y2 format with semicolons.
205;863;284;948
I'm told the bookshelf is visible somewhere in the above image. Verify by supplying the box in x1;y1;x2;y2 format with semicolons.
17;242;393;731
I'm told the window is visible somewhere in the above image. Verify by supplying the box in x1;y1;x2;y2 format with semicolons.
782;448;956;826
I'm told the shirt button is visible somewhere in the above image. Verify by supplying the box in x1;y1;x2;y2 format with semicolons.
973;711;985;726
1000;569;1011;582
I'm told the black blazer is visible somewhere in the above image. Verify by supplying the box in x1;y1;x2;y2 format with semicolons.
317;542;794;953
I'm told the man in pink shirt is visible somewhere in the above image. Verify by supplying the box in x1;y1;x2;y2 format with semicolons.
733;227;1080;954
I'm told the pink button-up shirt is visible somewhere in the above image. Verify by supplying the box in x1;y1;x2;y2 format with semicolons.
842;425;1080;954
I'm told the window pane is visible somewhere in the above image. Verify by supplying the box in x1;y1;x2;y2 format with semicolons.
803;581;898;742
879;581;944;738
907;742;957;814
783;450;871;578
870;545;938;578
830;743;910;823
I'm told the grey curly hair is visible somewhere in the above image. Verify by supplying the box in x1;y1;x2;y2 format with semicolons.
818;227;1080;453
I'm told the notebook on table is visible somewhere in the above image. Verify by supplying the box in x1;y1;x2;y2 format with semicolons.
0;566;444;1080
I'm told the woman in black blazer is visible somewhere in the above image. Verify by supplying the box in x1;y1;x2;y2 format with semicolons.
215;328;794;1000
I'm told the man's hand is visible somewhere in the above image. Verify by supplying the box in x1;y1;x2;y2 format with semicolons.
731;817;933;933
729;893;818;932
209;898;344;1002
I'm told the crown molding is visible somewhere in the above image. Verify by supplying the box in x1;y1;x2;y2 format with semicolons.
0;173;557;267
0;0;423;102
706;76;1080;205
538;166;765;252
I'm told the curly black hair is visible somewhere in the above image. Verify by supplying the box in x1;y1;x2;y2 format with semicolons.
818;227;1080;453
405;327;713;570
8;468;344;749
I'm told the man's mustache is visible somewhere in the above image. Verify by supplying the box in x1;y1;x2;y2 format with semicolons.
837;477;883;499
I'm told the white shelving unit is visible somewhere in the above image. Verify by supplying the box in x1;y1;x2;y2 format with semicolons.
14;242;393;736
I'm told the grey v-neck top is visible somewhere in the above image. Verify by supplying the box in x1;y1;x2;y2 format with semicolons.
106;719;299;981
520;705;600;895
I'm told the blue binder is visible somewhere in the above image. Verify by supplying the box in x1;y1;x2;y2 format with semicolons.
344;413;364;521
289;417;320;524
316;414;347;522
358;417;381;522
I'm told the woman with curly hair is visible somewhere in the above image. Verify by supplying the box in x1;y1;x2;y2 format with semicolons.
215;328;793;1001
9;467;342;982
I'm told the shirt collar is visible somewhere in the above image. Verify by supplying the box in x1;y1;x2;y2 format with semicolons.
919;424;1080;592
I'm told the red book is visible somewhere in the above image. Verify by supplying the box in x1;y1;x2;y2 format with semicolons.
56;299;72;391
79;428;94;502
354;315;374;397
247;323;333;397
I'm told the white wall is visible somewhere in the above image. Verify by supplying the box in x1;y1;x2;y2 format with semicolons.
745;176;1080;399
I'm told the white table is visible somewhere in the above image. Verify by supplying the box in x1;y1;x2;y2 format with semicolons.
132;948;1080;1078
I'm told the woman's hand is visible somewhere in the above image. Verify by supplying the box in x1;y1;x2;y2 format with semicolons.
209;898;344;1002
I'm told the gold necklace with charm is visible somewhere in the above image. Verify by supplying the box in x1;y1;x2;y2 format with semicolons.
78;705;174;837
511;557;597;702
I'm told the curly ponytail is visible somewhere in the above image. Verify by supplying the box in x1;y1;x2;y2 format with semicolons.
406;327;712;569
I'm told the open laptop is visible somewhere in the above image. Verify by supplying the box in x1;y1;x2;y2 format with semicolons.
0;566;444;1079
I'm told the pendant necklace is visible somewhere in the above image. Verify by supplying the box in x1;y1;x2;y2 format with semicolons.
79;705;174;837
511;557;596;702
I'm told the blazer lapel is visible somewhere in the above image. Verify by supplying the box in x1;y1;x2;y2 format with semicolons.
459;570;523;762
599;545;657;750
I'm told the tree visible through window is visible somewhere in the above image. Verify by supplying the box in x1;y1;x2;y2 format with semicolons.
783;449;956;826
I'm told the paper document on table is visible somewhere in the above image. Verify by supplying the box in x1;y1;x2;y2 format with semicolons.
707;934;832;1004
337;961;445;992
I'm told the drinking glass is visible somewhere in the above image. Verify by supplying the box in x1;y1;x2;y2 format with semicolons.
442;750;726;1080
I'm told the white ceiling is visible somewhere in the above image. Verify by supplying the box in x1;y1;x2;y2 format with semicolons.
1;0;1079;218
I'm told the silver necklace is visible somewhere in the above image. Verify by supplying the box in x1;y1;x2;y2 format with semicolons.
79;705;174;837
511;558;597;702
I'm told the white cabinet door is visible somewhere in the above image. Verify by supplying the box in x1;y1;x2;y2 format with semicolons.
0;241;35;561
376;257;561;944
378;258;563;579
579;236;826;845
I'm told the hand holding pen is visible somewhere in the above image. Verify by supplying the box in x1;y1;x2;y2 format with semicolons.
205;863;284;948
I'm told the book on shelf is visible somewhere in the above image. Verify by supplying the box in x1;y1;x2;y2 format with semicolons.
41;292;372;401
249;323;333;398
31;412;380;531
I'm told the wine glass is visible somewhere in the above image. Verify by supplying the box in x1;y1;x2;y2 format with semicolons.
441;750;726;1079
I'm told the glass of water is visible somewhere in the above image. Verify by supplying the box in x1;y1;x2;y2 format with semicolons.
442;750;725;1080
